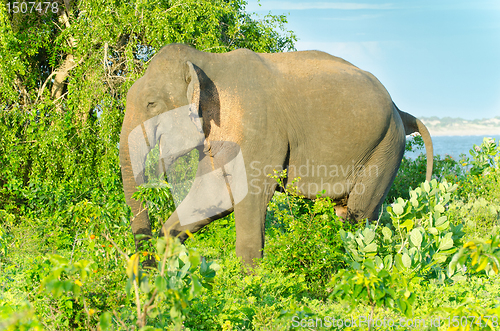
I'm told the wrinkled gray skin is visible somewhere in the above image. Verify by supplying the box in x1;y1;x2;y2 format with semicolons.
120;44;433;267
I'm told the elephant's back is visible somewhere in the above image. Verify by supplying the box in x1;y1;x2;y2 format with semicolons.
259;50;365;79
267;52;397;182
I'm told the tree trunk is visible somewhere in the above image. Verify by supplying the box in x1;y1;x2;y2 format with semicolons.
51;7;77;112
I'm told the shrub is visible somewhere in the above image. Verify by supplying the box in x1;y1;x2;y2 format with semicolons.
263;170;360;297
342;179;464;282
461;137;500;176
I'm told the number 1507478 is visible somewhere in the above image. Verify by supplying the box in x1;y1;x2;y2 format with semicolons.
6;2;59;14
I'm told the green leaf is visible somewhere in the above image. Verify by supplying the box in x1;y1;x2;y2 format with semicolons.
399;219;414;232
410;198;419;208
393;203;404;216
395;254;405;271
440;247;457;255
402;253;411;268
363;242;377;253
374;256;383;269
429;227;438;235
434;204;445;213
135;234;150;241
155;276;167;292
362;228;375;244
140;276;150;293
382;227;392;240
410;229;422;248
423;181;430;193
99;312;112;331
438;237;454;251
435;216;447;227
433;253;447;263
156;238;167;256
435;221;450;232
383;255;393;269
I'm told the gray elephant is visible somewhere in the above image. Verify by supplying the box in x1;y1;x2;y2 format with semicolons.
119;44;433;266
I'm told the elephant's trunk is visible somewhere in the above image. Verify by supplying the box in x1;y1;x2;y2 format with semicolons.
396;106;434;181
119;111;153;246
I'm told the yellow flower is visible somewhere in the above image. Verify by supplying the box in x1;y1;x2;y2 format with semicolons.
88;308;95;315
126;253;140;278
75;279;83;287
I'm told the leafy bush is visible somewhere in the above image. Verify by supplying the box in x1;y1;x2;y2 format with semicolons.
448;197;500;239
0;301;43;330
342;179;465;282
263;170;360;297
37;232;218;330
461;137;500;176
330;259;416;318
456;166;500;202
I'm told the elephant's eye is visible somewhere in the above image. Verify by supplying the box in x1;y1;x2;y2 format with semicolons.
147;102;156;109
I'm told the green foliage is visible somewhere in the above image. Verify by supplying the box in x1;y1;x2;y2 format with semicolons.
35;227;218;330
1;136;500;330
343;179;464;282
0;210;13;259
132;181;176;235
0;301;43;330
461;137;500;175
448;197;500;239
449;236;500;278
112;235;219;330
333;165;500;325
456;165;500;202
330;259;416;318
263;170;359;297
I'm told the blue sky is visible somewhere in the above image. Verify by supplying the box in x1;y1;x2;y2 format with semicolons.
246;0;500;120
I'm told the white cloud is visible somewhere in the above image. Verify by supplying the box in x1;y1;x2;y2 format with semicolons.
247;1;394;11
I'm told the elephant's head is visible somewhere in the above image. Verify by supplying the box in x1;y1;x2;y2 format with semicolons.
119;47;220;239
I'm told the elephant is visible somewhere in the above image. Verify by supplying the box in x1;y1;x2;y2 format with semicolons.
119;43;433;267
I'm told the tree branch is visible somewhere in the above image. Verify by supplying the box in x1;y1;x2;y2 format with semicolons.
36;56;85;103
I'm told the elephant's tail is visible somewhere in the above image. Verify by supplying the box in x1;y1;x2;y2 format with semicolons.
395;104;434;181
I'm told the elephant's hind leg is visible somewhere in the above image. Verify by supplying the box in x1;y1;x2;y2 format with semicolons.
346;125;405;221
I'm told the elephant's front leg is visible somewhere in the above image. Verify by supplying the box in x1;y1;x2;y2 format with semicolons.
233;176;277;267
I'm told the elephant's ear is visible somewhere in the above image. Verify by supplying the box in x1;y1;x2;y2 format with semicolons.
185;61;220;135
